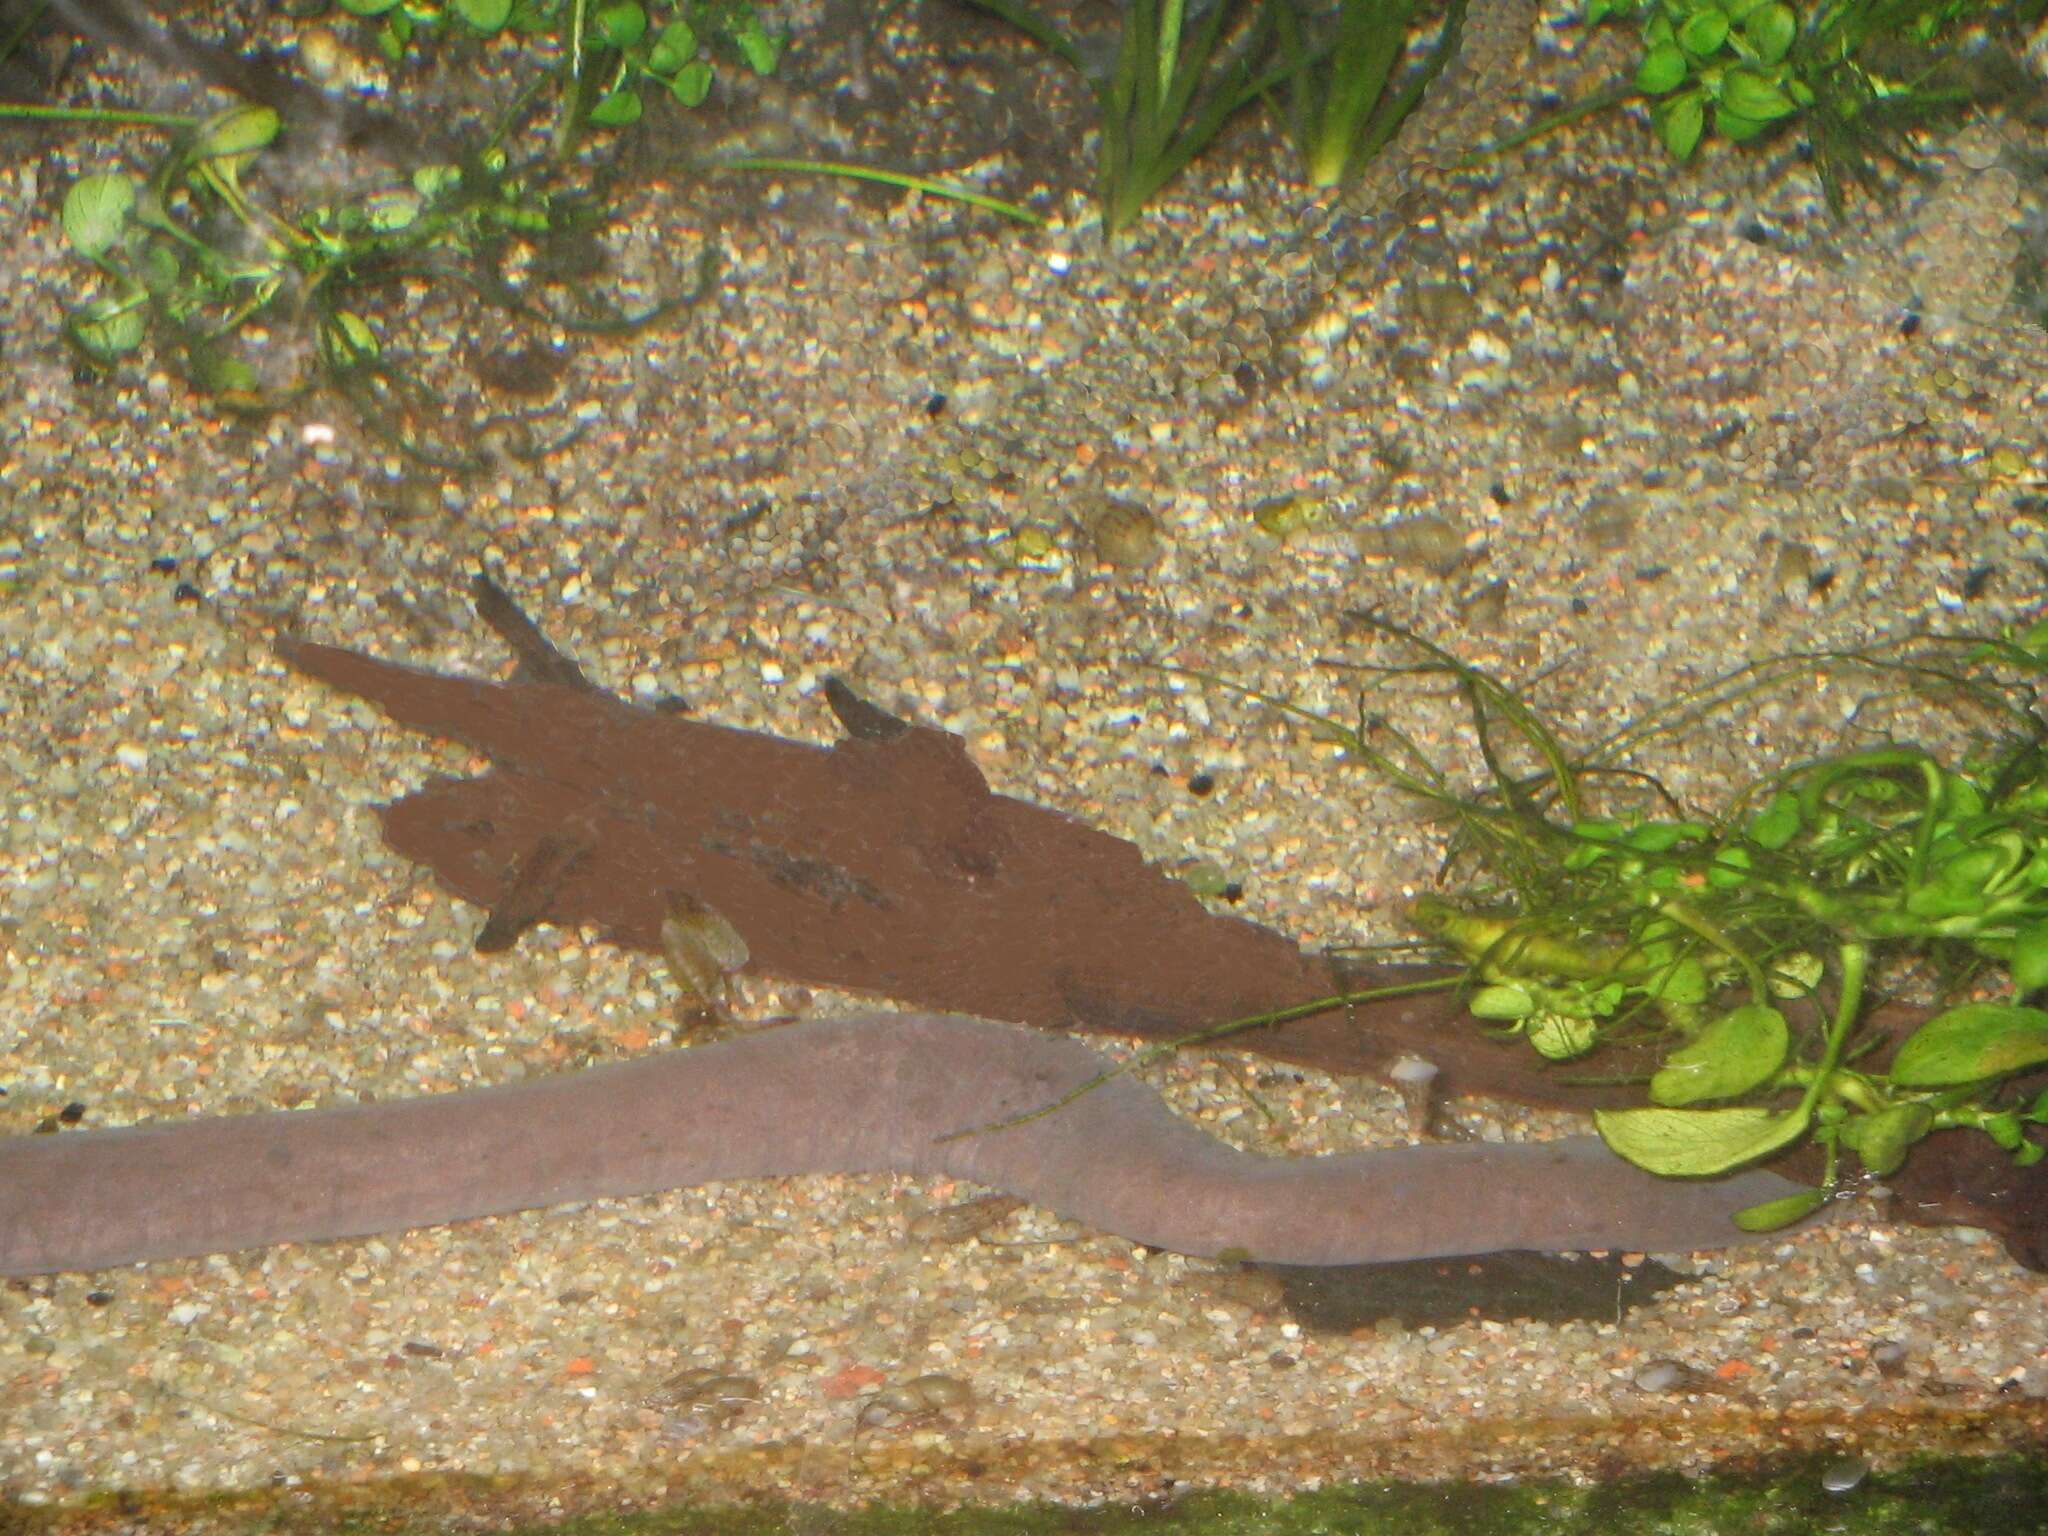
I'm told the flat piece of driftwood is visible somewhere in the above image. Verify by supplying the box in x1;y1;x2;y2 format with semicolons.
279;580;2048;1269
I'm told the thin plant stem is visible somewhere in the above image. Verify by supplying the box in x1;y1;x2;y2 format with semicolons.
935;975;1460;1143
0;102;195;127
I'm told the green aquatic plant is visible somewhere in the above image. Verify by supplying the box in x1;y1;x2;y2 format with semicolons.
1268;0;1465;188
1213;617;2048;1228
957;0;1286;239
331;0;785;144
40;96;708;468
1586;0;2027;206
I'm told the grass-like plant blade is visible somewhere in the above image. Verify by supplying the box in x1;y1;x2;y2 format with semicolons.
1302;0;1413;185
705;156;1044;224
954;0;1088;71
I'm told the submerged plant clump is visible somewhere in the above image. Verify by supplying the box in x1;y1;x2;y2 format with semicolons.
1216;619;2048;1228
54;100;710;470
1590;0;2038;206
21;1;758;468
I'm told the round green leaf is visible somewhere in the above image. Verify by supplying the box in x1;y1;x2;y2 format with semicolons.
1468;983;1535;1021
731;16;784;75
2010;919;2048;995
1749;791;1801;850
1706;844;1752;888
1625;819;1708;853
670;59;714;107
1733;1185;1828;1231
453;0;513;31
1979;1109;2024;1152
1744;3;1796;64
1889;1002;2048;1087
413;163;463;200
1713;107;1771;143
1650;1004;1788;1106
1595;1103;1812;1176
322;310;379;365
1840;1102;1933;1176
337;0;401;14
1636;42;1690;95
65;294;146;359
1677;9;1730;56
593;3;648;50
1528;1011;1599;1061
1719;69;1797;122
1656;90;1707;159
647;19;699;75
1645;955;1708;1006
362;188;422;231
588;89;645;127
63;174;136;260
195;103;280;160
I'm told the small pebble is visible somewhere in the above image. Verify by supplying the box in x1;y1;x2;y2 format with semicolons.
1820;1455;1870;1494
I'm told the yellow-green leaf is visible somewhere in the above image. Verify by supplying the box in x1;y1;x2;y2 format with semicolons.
1889;1002;2048;1087
1649;1004;1788;1105
1594;1104;1811;1176
1733;1185;1828;1231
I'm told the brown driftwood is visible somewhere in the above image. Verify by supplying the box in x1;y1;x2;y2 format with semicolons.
278;578;2048;1270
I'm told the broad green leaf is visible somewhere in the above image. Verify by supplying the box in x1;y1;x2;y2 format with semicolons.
322;310;379;365
338;0;401;13
363;188;421;231
732;15;784;75
1644;955;1708;1005
1767;951;1823;998
647;19;699;75
1657;90;1707;159
1719;69;1796;121
589;89;645;126
670;60;714;106
1733;1185;1828;1231
1677;9;1729;55
1625;820;1708;853
198;353;260;398
195;104;280;161
1889;1002;2048;1087
413;164;463;200
1750;791;1800;849
2016;919;2048;995
1840;1102;1933;1176
1636;43;1689;95
593;3;647;50
1650;1004;1788;1105
65;294;146;359
63;174;136;260
1594;1103;1810;1175
454;0;514;30
1745;2;1796;64
1467;983;1534;1020
1714;106;1770;142
1980;1110;2024;1151
1528;1011;1598;1061
1706;843;1751;888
